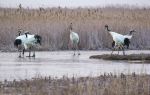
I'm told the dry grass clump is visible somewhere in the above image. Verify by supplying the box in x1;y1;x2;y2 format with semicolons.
0;73;150;95
90;54;150;61
0;6;150;51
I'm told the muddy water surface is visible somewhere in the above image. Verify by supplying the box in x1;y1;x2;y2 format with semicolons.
0;50;150;81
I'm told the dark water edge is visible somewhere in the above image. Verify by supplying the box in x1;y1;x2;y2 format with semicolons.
90;54;150;61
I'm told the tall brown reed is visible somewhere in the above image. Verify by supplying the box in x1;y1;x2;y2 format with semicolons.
0;6;150;51
0;73;150;95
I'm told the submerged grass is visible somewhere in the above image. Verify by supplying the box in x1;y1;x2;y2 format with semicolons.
0;73;150;95
0;6;150;51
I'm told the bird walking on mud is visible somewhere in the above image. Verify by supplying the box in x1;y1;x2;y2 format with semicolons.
69;23;80;56
105;25;136;55
14;29;42;58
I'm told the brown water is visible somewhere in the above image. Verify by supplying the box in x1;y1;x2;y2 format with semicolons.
0;50;149;81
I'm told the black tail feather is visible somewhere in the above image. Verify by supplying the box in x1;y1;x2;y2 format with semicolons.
14;39;22;47
124;38;130;49
112;41;115;48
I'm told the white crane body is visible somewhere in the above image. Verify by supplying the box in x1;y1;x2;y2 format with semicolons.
105;25;136;55
70;30;79;44
109;32;125;45
16;34;37;49
68;23;80;55
14;32;42;57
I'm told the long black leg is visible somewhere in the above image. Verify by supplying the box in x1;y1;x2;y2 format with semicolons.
118;46;120;55
19;50;21;58
29;46;35;58
118;50;119;55
18;45;22;58
111;48;114;55
22;48;25;57
29;50;31;57
119;45;125;55
122;47;125;55
111;46;116;55
32;48;35;57
78;43;80;55
72;43;75;56
76;43;80;55
27;47;31;57
111;41;115;55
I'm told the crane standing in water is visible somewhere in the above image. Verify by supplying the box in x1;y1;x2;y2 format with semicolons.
69;23;80;56
105;25;136;55
14;29;42;58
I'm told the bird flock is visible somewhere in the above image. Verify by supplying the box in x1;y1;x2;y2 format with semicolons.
14;23;136;58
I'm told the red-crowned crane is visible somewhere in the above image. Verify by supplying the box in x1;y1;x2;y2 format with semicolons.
69;23;80;56
14;30;42;58
105;25;136;55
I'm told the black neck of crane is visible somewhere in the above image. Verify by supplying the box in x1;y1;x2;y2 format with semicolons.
105;26;111;31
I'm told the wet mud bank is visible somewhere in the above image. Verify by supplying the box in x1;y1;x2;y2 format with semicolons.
90;54;150;61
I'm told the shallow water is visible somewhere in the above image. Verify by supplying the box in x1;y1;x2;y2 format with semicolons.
0;50;150;81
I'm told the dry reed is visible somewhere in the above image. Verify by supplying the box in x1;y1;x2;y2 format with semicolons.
0;73;150;95
0;6;150;51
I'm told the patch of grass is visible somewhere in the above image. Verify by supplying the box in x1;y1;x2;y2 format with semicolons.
90;54;150;61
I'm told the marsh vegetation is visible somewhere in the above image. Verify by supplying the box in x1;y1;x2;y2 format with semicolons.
0;6;150;51
0;73;150;95
0;6;150;95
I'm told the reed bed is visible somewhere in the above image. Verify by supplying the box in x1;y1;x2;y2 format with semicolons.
0;6;150;51
0;73;150;95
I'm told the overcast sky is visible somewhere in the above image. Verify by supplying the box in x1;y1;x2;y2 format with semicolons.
0;0;150;8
